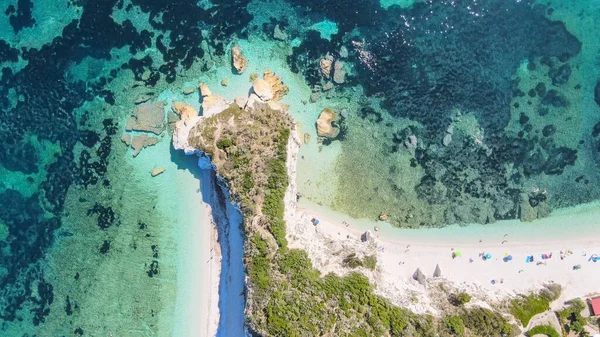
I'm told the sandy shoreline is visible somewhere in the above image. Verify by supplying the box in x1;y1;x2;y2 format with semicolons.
290;198;600;315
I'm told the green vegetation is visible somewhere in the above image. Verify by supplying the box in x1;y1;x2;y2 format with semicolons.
216;137;234;149
190;101;546;336
450;292;472;306
461;307;513;337
557;299;589;337
525;325;560;337
342;253;377;271
444;316;465;336
510;293;551;326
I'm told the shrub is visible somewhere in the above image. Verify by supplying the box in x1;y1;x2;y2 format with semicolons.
216;137;233;149
526;325;560;337
557;299;588;337
462;307;513;337
444;316;465;336
343;253;363;269
363;255;377;271
510;293;550;326
451;292;472;306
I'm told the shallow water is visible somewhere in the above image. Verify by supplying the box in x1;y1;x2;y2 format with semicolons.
0;0;599;334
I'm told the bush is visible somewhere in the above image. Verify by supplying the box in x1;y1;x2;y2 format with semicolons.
462;307;513;337
451;292;472;306
363;255;377;271
343;253;363;269
216;137;233;149
510;293;550;326
557;299;588;337
444;316;465;336
526;325;560;337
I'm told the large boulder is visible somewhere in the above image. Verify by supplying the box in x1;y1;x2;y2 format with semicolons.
252;79;274;101
232;45;248;74
125;101;166;135
171;102;198;125
412;268;426;286
263;70;289;101
199;83;212;97
202;94;229;117
360;230;373;243
316;108;340;139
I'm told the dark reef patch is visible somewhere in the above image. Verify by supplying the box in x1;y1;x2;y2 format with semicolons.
6;0;36;34
87;203;118;230
0;190;60;323
360;1;580;139
286;0;382;32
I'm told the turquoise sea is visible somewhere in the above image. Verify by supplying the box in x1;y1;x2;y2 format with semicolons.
0;0;599;335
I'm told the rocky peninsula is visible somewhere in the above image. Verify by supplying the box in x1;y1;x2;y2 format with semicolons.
169;72;600;337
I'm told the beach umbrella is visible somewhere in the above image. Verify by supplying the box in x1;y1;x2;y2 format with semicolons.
455;251;461;257
314;219;320;225
485;253;492;260
508;255;513;261
433;264;441;277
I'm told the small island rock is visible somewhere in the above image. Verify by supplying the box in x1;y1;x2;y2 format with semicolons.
150;167;165;177
232;45;248;74
316;108;340;139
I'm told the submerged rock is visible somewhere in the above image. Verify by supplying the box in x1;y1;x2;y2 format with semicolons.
316;108;340;139
150;167;165;177
548;63;571;86
121;133;131;146
232;45;248;74
126;101;166;135
131;134;160;157
320;55;334;79
333;60;345;84
273;24;287;40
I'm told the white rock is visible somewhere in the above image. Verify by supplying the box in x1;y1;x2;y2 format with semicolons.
252;79;274;101
442;133;452;146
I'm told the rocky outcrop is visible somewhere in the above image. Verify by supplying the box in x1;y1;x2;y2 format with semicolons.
203;94;230;117
273;24;287;41
333;60;345;84
250;70;289;104
171;102;198;124
263;70;289;101
320;55;334;79
316;108;340;139
125;101;166;135
232;45;248;74
150;167;165;177
252;79;273;101
200;83;212;97
131;134;160;157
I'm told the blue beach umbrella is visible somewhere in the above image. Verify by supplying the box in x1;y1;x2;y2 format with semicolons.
485;253;492;260
508;255;513;261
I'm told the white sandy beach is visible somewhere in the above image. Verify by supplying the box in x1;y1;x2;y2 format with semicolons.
283;127;600;323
